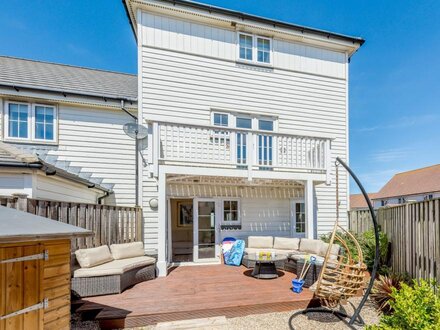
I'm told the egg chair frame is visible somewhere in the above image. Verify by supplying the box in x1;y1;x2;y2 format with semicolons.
289;157;380;329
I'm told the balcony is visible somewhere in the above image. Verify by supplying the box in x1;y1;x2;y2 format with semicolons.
146;121;332;182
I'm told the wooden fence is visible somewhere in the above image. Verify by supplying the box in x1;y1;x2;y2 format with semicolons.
0;194;143;251
348;209;374;234
348;198;440;281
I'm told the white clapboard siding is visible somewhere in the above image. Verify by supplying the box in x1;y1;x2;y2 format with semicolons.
0;100;136;206
33;173;101;203
140;12;346;79
139;11;350;251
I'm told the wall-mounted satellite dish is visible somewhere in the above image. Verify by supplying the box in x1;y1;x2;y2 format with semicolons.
123;122;148;140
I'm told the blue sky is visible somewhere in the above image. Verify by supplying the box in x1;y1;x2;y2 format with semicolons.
1;0;439;193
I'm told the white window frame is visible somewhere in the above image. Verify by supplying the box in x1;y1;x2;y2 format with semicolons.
32;103;58;143
211;111;230;127
220;198;241;226
291;198;306;237
4;101;31;141
236;32;273;66
256;36;272;64
3;101;58;144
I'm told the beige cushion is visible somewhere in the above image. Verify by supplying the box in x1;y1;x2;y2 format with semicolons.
319;242;341;260
75;245;113;268
273;237;300;250
73;256;156;278
247;236;273;249
289;254;325;264
299;239;323;255
110;242;145;260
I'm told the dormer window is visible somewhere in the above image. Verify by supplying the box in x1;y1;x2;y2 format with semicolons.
237;33;272;65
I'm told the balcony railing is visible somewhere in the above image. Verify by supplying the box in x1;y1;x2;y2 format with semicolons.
147;121;332;180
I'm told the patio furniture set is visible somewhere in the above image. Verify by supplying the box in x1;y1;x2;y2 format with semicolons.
241;236;340;286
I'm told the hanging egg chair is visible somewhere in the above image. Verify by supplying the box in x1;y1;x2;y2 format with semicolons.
289;157;380;329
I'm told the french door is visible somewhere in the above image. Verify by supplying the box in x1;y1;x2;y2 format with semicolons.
193;198;221;262
291;200;306;237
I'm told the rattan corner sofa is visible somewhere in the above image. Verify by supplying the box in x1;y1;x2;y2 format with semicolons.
71;242;156;297
241;236;340;272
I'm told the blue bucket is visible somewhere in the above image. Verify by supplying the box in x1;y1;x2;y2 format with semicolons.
292;279;304;293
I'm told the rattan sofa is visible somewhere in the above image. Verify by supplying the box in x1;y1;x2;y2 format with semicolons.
71;242;156;297
241;236;340;272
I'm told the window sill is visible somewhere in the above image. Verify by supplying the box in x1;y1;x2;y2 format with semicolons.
220;224;242;230
2;138;58;146
236;59;274;69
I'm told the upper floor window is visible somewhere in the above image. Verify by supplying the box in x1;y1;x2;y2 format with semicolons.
257;37;271;63
35;105;55;141
238;33;272;65
4;101;57;143
239;34;253;61
213;113;228;127
236;117;252;129
258;119;274;131
8;103;29;139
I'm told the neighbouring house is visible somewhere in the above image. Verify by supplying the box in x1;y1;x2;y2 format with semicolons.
0;56;138;205
124;0;364;276
372;164;440;208
350;193;378;211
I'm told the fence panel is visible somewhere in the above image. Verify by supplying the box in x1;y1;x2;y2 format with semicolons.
0;195;142;252
349;199;440;281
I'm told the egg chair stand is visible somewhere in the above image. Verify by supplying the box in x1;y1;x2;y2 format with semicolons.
289;157;380;330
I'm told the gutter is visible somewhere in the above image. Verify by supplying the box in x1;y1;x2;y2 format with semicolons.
0;83;137;104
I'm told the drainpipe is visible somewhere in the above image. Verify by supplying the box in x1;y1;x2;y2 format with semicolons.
120;99;139;207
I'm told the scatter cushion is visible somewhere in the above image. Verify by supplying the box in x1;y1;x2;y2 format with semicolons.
299;239;323;255
73;256;156;278
247;236;273;249
273;237;300;250
75;245;113;268
319;242;341;260
110;241;145;260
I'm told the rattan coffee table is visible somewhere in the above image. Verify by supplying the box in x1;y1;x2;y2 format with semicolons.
245;255;287;279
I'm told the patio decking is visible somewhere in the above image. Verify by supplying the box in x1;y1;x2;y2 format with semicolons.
75;264;319;329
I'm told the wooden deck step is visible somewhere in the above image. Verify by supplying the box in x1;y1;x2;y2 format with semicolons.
155;316;227;329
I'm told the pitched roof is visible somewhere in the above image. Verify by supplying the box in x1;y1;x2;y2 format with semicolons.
0;56;137;101
0;206;92;242
373;164;440;199
350;193;378;209
0;142;113;193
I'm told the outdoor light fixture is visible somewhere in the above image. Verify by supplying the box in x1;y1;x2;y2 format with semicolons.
149;198;158;209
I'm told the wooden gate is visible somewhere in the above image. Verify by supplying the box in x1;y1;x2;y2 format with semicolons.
0;243;45;330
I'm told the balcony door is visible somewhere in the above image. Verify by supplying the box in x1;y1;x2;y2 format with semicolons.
193;198;221;262
257;119;274;167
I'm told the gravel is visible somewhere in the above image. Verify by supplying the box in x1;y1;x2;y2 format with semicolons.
132;297;380;330
227;297;380;330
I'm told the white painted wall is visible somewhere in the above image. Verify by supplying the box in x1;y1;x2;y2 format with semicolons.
0;170;101;203
0;98;137;206
139;11;350;254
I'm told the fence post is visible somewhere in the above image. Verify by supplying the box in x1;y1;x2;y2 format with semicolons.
12;193;28;212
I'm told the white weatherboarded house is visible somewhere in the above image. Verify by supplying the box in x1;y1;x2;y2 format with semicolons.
124;0;364;276
0;56;138;205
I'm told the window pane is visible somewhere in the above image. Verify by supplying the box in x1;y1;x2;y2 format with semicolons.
46;124;54;140
259;120;273;131
19;121;28;138
9;121;18;137
19;105;28;121
236;117;252;129
35;123;45;139
35;107;45;123
9;104;18;120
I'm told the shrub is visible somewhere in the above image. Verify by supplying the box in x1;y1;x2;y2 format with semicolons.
368;279;440;330
358;229;389;273
321;231;360;260
370;274;411;314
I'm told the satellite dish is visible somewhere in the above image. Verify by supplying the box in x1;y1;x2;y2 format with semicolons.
123;123;148;140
